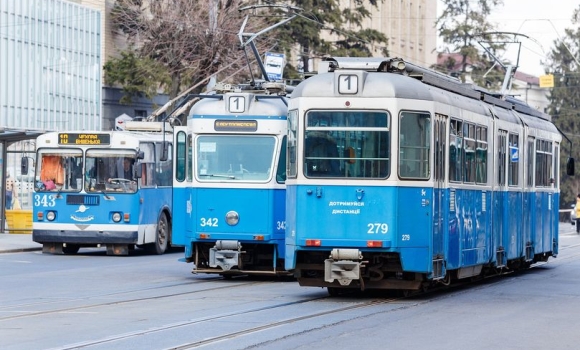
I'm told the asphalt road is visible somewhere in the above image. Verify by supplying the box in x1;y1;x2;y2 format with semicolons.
1;224;579;350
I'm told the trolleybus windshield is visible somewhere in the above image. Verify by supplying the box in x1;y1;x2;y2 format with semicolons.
85;149;138;193
36;149;83;192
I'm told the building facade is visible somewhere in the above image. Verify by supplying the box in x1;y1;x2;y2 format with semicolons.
0;0;101;230
0;0;102;132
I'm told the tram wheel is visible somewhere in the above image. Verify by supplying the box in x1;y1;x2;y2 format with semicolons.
146;213;169;255
62;244;80;255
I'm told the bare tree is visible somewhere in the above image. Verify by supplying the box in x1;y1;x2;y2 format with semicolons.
109;0;274;100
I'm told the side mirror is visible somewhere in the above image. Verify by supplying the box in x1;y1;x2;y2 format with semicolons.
567;157;575;176
160;141;169;162
133;161;142;179
21;157;29;175
136;151;145;160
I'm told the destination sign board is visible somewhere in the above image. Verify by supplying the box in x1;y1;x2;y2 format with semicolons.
58;133;111;145
214;120;258;132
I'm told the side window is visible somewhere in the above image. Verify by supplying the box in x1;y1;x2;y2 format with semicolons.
155;142;173;186
449;119;463;182
176;131;186;182
287;110;298;179
508;133;519;186
399;111;431;179
554;144;559;188
187;134;193;181
535;140;552;187
463;123;475;183
139;142;155;187
498;130;507;186
476;125;487;184
276;136;287;183
527;138;534;186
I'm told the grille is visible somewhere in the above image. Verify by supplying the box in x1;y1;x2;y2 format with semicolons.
66;195;100;206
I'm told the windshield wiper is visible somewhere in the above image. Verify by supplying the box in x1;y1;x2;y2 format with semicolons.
199;174;236;179
99;189;112;200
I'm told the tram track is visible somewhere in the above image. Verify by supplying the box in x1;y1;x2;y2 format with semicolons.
0;278;265;322
43;271;536;349
47;294;403;350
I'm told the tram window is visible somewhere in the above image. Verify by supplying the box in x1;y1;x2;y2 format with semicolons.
463;123;476;183
526;139;534;186
399;111;431;179
498;131;507;186
276;136;287;183
554;144;559;188
176;131;187;182
187;134;193;181
508;134;519;186
475;126;488;184
449;119;463;182
287;110;298;179
304;111;390;179
535;140;553;187
196;135;276;182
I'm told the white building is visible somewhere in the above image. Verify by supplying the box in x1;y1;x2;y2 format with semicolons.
0;0;101;228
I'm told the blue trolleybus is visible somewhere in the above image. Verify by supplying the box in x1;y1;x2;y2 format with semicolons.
172;82;289;277
285;57;573;294
31;122;173;255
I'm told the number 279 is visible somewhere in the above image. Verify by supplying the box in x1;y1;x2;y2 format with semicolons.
367;223;388;234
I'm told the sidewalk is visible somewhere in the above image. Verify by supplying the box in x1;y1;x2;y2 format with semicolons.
0;232;42;253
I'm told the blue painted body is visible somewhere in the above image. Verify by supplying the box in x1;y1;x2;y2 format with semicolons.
171;91;288;275
181;187;285;257
286;183;559;279
32;187;171;245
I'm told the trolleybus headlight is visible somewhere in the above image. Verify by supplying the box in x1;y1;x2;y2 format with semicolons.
46;211;56;221
225;211;239;226
112;212;122;222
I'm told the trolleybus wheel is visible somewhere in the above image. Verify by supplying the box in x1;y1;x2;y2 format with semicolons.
62;244;80;255
146;213;169;255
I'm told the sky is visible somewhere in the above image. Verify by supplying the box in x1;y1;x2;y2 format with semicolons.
437;0;580;77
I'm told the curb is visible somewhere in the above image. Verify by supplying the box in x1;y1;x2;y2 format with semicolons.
0;247;42;254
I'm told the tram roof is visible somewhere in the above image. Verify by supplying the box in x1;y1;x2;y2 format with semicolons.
316;57;552;122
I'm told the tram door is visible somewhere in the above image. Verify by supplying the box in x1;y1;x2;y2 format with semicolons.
432;114;447;279
172;127;194;246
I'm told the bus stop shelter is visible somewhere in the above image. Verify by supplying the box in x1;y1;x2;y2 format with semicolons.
1;128;45;233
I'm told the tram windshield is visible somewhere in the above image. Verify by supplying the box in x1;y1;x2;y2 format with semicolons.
36;149;83;192
303;111;390;178
196;135;276;182
85;150;138;193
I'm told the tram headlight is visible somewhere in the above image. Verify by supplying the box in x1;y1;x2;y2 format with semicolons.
225;211;239;226
46;211;56;221
112;212;122;222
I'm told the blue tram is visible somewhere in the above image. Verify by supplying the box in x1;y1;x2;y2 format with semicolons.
284;57;573;293
172;82;289;277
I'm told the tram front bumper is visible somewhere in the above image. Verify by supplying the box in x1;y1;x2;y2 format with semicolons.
32;229;138;244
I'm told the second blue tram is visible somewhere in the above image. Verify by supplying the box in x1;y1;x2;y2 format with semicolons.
172;83;289;277
285;57;571;294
